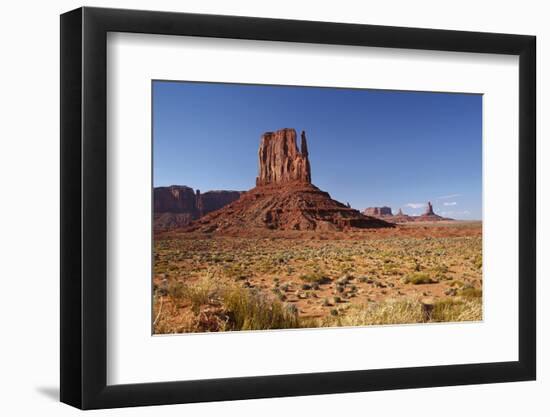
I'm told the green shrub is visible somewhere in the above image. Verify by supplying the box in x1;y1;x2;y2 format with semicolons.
300;272;332;285
401;273;438;285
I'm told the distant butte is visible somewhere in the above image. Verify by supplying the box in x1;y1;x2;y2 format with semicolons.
423;201;435;216
363;202;454;223
186;128;393;233
364;206;393;217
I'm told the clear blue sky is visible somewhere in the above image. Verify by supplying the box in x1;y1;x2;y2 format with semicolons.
153;81;482;220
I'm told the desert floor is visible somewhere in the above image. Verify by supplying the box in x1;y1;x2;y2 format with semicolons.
153;221;482;333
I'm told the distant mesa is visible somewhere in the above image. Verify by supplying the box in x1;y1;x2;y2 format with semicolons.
364;206;393;217
185;128;393;234
154;186;242;230
363;201;454;223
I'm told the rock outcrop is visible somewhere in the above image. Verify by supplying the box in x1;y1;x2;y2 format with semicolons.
363;206;393;217
154;186;242;230
256;129;311;186
423;201;435;216
154;185;198;214
414;201;452;222
186;128;393;234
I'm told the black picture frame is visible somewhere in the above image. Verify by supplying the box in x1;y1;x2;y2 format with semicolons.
60;6;536;410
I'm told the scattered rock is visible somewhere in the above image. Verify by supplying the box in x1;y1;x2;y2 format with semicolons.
445;288;458;296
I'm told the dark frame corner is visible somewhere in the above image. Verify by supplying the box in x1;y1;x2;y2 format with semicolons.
61;6;536;410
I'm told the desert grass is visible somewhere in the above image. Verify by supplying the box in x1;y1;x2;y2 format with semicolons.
431;297;482;322
155;274;303;333
299;271;332;284
222;285;301;330
154;274;481;333
153;222;483;333
322;296;481;328
323;299;424;326
401;273;438;285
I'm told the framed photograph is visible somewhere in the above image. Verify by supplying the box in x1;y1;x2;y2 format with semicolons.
60;6;536;409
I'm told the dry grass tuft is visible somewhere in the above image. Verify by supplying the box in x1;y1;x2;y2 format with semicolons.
431;298;482;322
299;272;332;285
320;296;482;328
155;274;302;333
222;285;300;331
458;286;483;299
323;299;423;327
401;273;438;285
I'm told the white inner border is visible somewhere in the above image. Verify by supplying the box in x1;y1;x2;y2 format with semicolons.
107;33;519;385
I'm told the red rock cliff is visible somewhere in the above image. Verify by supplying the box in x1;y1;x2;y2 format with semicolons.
154;186;242;230
197;190;244;216
256;128;311;186
154;186;242;215
154;185;198;214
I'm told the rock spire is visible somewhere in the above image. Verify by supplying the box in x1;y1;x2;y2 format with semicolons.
424;201;435;216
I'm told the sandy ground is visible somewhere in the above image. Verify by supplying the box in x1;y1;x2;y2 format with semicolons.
153;221;482;331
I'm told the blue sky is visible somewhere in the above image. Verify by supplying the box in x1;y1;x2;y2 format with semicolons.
153;81;482;220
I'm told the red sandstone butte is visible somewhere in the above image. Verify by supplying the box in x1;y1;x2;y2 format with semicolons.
256;128;311;186
186;128;393;233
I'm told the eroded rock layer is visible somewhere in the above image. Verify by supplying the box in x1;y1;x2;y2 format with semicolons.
256;128;311;186
187;183;391;233
185;128;393;233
